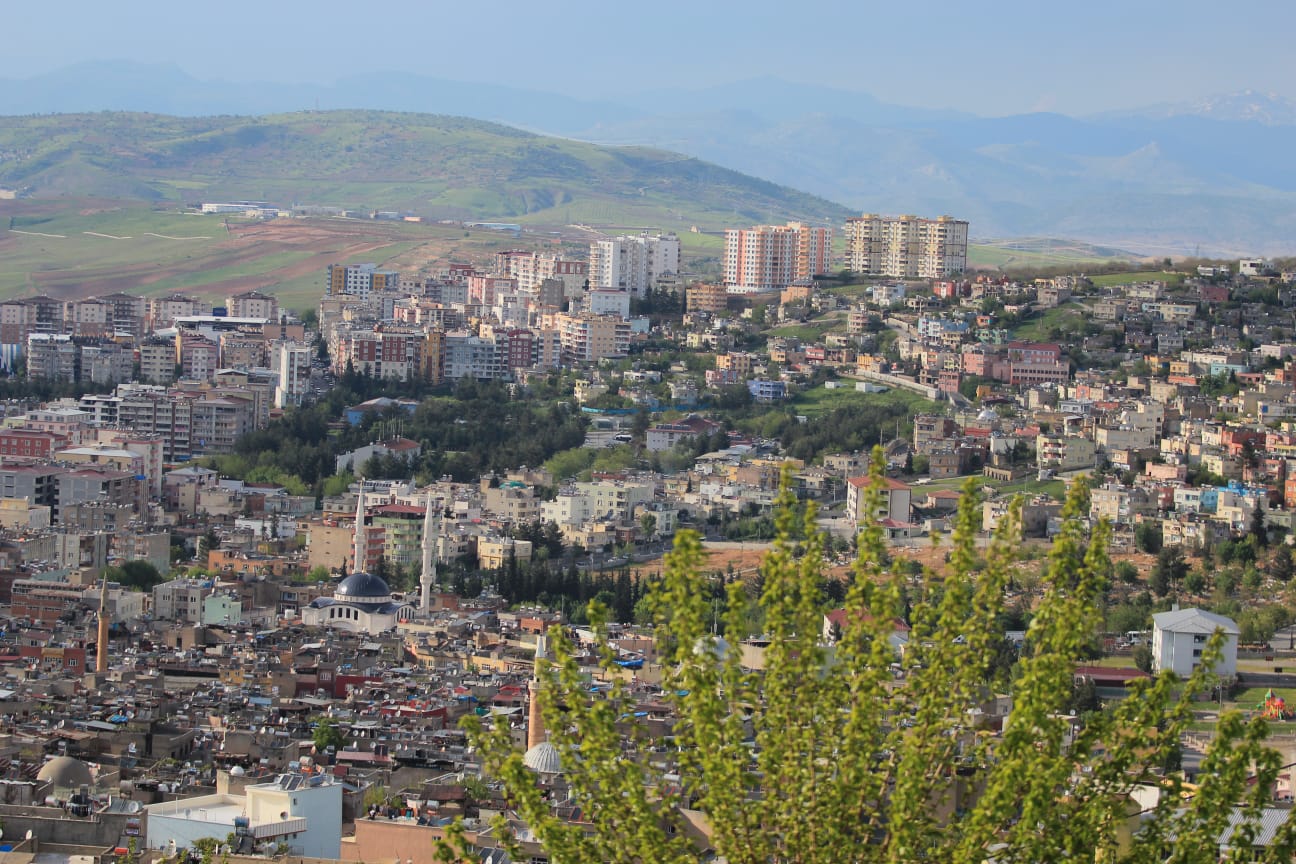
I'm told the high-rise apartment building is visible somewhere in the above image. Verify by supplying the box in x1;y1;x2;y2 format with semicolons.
497;251;589;297
327;263;400;299
272;341;313;409
722;222;831;294
844;214;968;279
588;234;680;297
556;314;632;364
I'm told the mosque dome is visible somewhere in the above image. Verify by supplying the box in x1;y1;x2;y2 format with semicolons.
37;756;93;789
334;572;393;609
523;741;562;775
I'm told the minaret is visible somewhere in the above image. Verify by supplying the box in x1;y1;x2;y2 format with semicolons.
352;480;367;574
420;495;438;613
526;634;548;751
95;576;110;674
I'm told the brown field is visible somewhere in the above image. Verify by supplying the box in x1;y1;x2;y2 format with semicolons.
0;200;590;310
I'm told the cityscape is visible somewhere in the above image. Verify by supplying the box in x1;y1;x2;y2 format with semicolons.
3;2;1296;860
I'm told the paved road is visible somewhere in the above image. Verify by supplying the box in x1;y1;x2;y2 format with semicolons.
583;429;629;449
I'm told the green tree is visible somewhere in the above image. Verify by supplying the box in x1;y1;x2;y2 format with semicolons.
311;717;347;752
1114;560;1140;584
1183;568;1207;596
305;565;331;583
1150;546;1189;597
638;513;657;542
1132;643;1155;674
1134;520;1163;554
1250;503;1269;548
1271;547;1294;583
445;455;1296;863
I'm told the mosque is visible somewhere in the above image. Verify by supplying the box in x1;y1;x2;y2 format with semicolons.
301;570;413;633
301;485;433;634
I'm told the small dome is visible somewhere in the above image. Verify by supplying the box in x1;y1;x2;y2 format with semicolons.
37;756;92;789
229;765;246;777
334;572;392;607
523;741;562;774
693;635;730;660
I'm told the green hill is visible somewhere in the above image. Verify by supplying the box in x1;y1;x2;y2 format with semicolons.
0;111;851;229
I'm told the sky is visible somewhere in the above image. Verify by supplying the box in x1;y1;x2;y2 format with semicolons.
4;0;1295;116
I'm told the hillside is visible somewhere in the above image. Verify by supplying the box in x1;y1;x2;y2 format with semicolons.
0;111;851;230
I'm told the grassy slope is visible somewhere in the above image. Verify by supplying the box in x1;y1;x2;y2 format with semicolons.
790;385;934;419
968;242;1130;271
0;111;852;231
0;202;560;310
1088;270;1186;287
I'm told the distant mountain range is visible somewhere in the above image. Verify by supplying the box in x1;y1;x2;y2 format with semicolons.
0;110;848;230
3;61;1295;255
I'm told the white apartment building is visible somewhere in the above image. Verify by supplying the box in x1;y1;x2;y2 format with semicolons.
153;578;210;623
588;233;680;297
1151;608;1238;679
272;341;313;408
500;251;589;297
723;222;832;294
585;288;632;319
845;214;968;279
145;773;342;859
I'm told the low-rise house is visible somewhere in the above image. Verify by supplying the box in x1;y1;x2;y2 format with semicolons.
1150;607;1238;679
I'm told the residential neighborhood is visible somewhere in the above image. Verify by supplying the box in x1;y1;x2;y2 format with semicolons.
0;217;1292;860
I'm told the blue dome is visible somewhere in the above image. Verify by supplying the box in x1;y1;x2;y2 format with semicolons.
335;572;392;607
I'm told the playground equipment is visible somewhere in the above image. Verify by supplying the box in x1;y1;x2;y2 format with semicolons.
1256;689;1293;720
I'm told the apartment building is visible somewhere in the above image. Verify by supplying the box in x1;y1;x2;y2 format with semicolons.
442;331;506;381
723;222;831;294
101;385;258;460
588;233;680;297
497;251;589;296
272;341;313;408
331;327;423;380
845;214;968;278
229;290;280;321
326;263;400;298
686;282;728;313
26;334;79;382
556;314;631;363
148;294;203;330
153;578;210;623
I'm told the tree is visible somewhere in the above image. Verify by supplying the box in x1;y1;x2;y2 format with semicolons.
639;513;657;543
311;717;346;752
445;454;1296;863
105;560;165;591
1250;503;1269;548
1134;520;1163;554
306;565;331;583
1132;643;1155;674
1150;546;1189;597
1271;547;1294;583
1114;560;1139;584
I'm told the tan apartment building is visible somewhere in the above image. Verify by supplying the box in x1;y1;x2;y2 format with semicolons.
845;214;968;278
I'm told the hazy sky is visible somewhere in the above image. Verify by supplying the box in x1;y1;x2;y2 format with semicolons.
5;0;1294;116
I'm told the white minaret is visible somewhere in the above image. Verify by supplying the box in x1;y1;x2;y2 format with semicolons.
352;480;367;574
420;494;439;613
